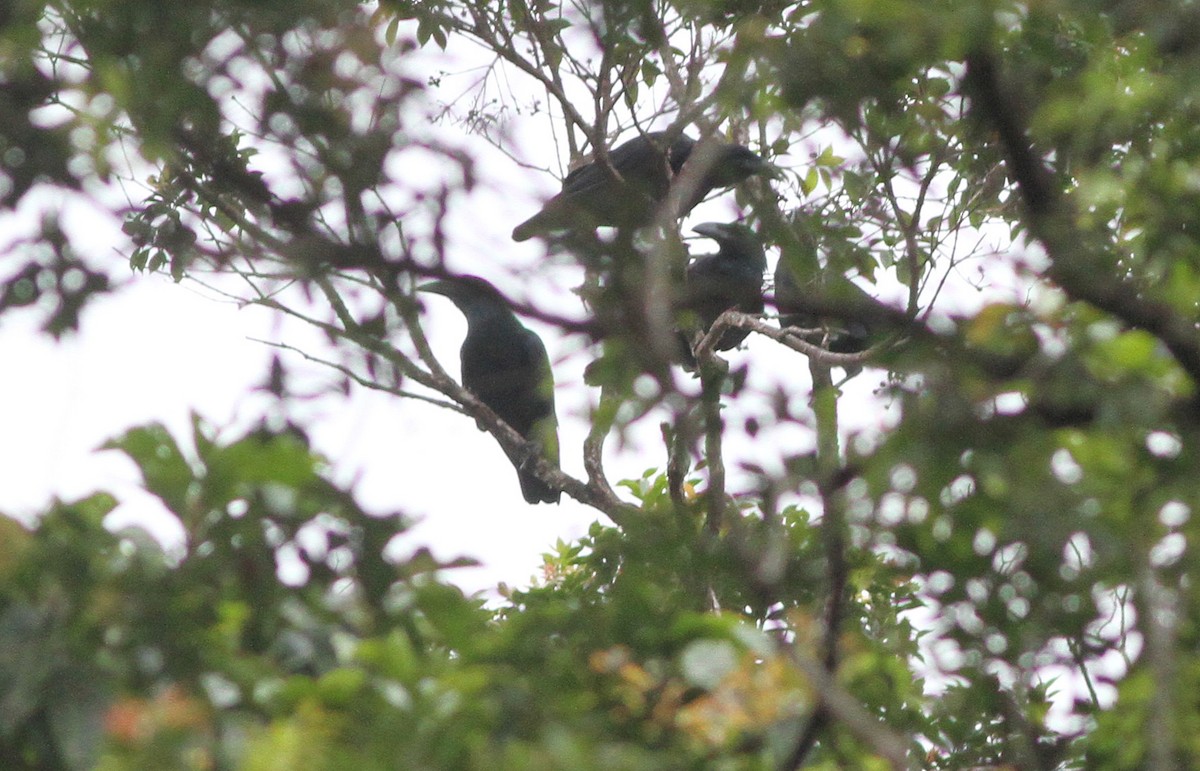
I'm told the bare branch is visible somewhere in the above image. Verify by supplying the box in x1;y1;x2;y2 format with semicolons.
698;309;885;367
250;337;463;413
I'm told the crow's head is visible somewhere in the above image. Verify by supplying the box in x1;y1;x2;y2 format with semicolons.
706;144;778;186
693;222;766;269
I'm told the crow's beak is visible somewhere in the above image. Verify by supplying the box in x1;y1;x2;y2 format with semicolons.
418;280;455;299
760;160;787;180
691;222;726;240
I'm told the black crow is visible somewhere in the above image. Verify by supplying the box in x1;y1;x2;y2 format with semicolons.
676;222;766;367
512;132;772;241
421;277;561;504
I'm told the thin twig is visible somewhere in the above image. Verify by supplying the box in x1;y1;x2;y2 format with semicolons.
249;337;463;413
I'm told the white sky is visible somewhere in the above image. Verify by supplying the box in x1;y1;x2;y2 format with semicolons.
1;259;611;596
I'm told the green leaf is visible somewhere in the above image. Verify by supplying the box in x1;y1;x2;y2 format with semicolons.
203;429;322;500
129;247;149;271
414;583;488;650
800;166;818;195
813;145;845;167
104;424;196;515
316;667;368;707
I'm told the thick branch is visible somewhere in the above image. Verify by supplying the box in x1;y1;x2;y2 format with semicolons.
784;643;914;770
699;363;726;536
787;359;851;769
583;385;626;511
964;51;1200;386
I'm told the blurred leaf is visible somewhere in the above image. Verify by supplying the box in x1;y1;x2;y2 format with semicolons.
104;424;195;515
679;639;738;690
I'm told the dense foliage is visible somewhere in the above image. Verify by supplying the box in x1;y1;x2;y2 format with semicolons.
5;0;1200;768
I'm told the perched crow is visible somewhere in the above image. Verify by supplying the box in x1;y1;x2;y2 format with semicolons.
512;132;772;242
420;276;561;504
774;256;876;354
676;222;766;367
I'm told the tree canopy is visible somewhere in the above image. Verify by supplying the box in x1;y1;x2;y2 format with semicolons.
4;0;1200;768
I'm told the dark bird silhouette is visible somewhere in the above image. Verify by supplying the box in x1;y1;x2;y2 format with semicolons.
676;222;767;367
774;255;876;354
420;277;561;504
512;132;772;242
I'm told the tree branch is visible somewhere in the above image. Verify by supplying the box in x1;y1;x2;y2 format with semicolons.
783;641;913;769
787;357;852;769
583;385;627;513
964;50;1200;387
698;362;727;537
697;309;884;367
249;337;461;413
